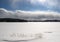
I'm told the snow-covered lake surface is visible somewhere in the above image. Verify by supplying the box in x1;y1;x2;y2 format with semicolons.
0;22;60;42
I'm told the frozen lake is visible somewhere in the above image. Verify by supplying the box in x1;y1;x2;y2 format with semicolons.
0;22;60;42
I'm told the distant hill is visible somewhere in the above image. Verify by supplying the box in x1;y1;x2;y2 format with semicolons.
0;18;60;22
28;20;60;22
0;18;28;22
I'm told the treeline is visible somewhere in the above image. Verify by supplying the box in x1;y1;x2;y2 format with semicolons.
0;18;27;22
0;18;60;22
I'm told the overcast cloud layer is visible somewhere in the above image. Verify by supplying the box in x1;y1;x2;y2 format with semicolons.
0;8;60;20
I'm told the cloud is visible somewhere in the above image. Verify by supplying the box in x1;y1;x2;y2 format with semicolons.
11;0;22;5
10;0;23;9
0;8;60;20
28;0;58;8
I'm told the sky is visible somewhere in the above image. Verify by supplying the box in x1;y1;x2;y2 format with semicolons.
0;0;60;12
0;0;60;20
